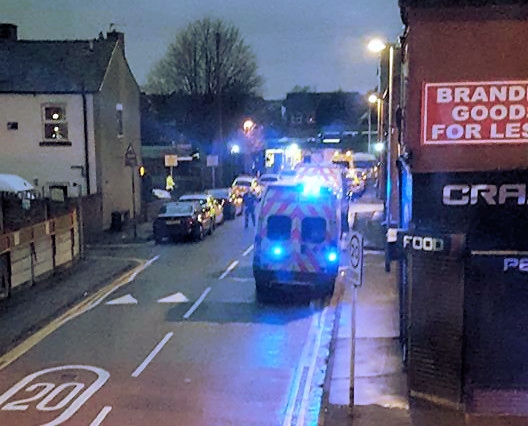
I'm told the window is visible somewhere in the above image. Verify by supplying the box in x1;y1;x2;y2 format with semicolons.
267;215;291;241
42;105;68;141
302;217;326;243
116;103;123;136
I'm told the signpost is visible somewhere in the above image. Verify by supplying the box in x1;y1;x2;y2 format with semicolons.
347;231;363;414
207;155;219;188
124;144;138;239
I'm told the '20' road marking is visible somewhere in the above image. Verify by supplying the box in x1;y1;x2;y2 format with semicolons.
0;365;109;425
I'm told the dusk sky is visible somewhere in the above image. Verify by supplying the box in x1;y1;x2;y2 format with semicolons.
4;0;404;99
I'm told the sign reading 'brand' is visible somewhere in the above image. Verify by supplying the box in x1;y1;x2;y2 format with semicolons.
422;81;528;144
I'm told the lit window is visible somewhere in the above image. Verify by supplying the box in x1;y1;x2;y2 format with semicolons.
43;105;68;141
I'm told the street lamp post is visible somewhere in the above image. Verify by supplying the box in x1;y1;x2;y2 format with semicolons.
367;38;396;229
367;93;379;154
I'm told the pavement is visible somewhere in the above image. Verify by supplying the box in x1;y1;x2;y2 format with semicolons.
320;191;413;426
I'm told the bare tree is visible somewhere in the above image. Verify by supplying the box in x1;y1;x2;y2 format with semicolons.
145;18;262;96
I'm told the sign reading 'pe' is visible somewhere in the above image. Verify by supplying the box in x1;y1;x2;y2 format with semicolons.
422;81;528;144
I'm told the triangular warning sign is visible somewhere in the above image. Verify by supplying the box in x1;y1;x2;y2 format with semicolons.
125;144;136;158
106;294;138;305
158;292;189;303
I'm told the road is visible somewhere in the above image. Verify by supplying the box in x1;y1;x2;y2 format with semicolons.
0;215;337;426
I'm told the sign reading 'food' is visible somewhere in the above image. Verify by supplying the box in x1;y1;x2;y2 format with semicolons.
422;81;528;144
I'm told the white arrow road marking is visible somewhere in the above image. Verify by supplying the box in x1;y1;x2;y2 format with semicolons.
105;294;138;305
131;332;173;378
219;260;239;280
158;292;189;303
0;256;159;371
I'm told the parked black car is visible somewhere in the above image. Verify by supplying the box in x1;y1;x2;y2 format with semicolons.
153;201;214;243
206;188;243;220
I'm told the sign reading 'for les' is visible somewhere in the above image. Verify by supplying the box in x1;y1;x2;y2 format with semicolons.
422;81;528;144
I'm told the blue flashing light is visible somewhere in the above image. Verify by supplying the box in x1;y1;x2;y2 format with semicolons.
271;245;284;258
301;178;322;197
327;251;338;263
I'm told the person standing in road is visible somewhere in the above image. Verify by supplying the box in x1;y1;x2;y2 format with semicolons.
243;190;257;228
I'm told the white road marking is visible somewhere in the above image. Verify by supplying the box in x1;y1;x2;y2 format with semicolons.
0;256;159;371
0;365;109;425
94;256;160;306
105;294;138;305
219;260;239;280
242;244;254;256
231;277;254;282
158;292;189;303
282;310;324;426
89;406;112;426
297;307;328;425
183;287;211;319
131;332;173;378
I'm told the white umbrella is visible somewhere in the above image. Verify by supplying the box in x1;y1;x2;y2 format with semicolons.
0;174;34;192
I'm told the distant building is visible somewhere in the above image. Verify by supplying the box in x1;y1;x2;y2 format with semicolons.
281;91;367;150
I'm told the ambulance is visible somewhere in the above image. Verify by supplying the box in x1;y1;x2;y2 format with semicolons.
252;178;342;299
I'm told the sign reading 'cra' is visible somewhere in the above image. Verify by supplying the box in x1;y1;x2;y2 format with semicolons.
422;81;528;144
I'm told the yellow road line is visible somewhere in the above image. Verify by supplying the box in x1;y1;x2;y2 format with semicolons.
0;256;158;370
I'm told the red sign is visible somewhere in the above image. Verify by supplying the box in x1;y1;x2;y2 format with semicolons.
422;81;528;144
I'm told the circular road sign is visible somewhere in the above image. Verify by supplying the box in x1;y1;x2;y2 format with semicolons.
350;234;361;269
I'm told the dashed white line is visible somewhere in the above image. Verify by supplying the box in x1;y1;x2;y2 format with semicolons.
219;260;239;280
131;332;173;378
183;287;211;319
90;406;112;426
242;244;254;257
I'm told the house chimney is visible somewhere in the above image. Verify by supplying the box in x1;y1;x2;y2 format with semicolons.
106;30;124;50
0;24;17;41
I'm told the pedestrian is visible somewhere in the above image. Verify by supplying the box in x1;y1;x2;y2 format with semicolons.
243;190;257;228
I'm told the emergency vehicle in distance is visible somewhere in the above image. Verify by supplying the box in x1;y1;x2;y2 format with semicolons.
252;177;342;300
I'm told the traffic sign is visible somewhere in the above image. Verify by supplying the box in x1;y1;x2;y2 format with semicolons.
349;231;364;287
207;155;218;167
125;144;137;166
165;154;178;167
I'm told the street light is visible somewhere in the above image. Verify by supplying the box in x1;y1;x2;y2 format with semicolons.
367;37;396;228
367;93;379;154
243;119;255;134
